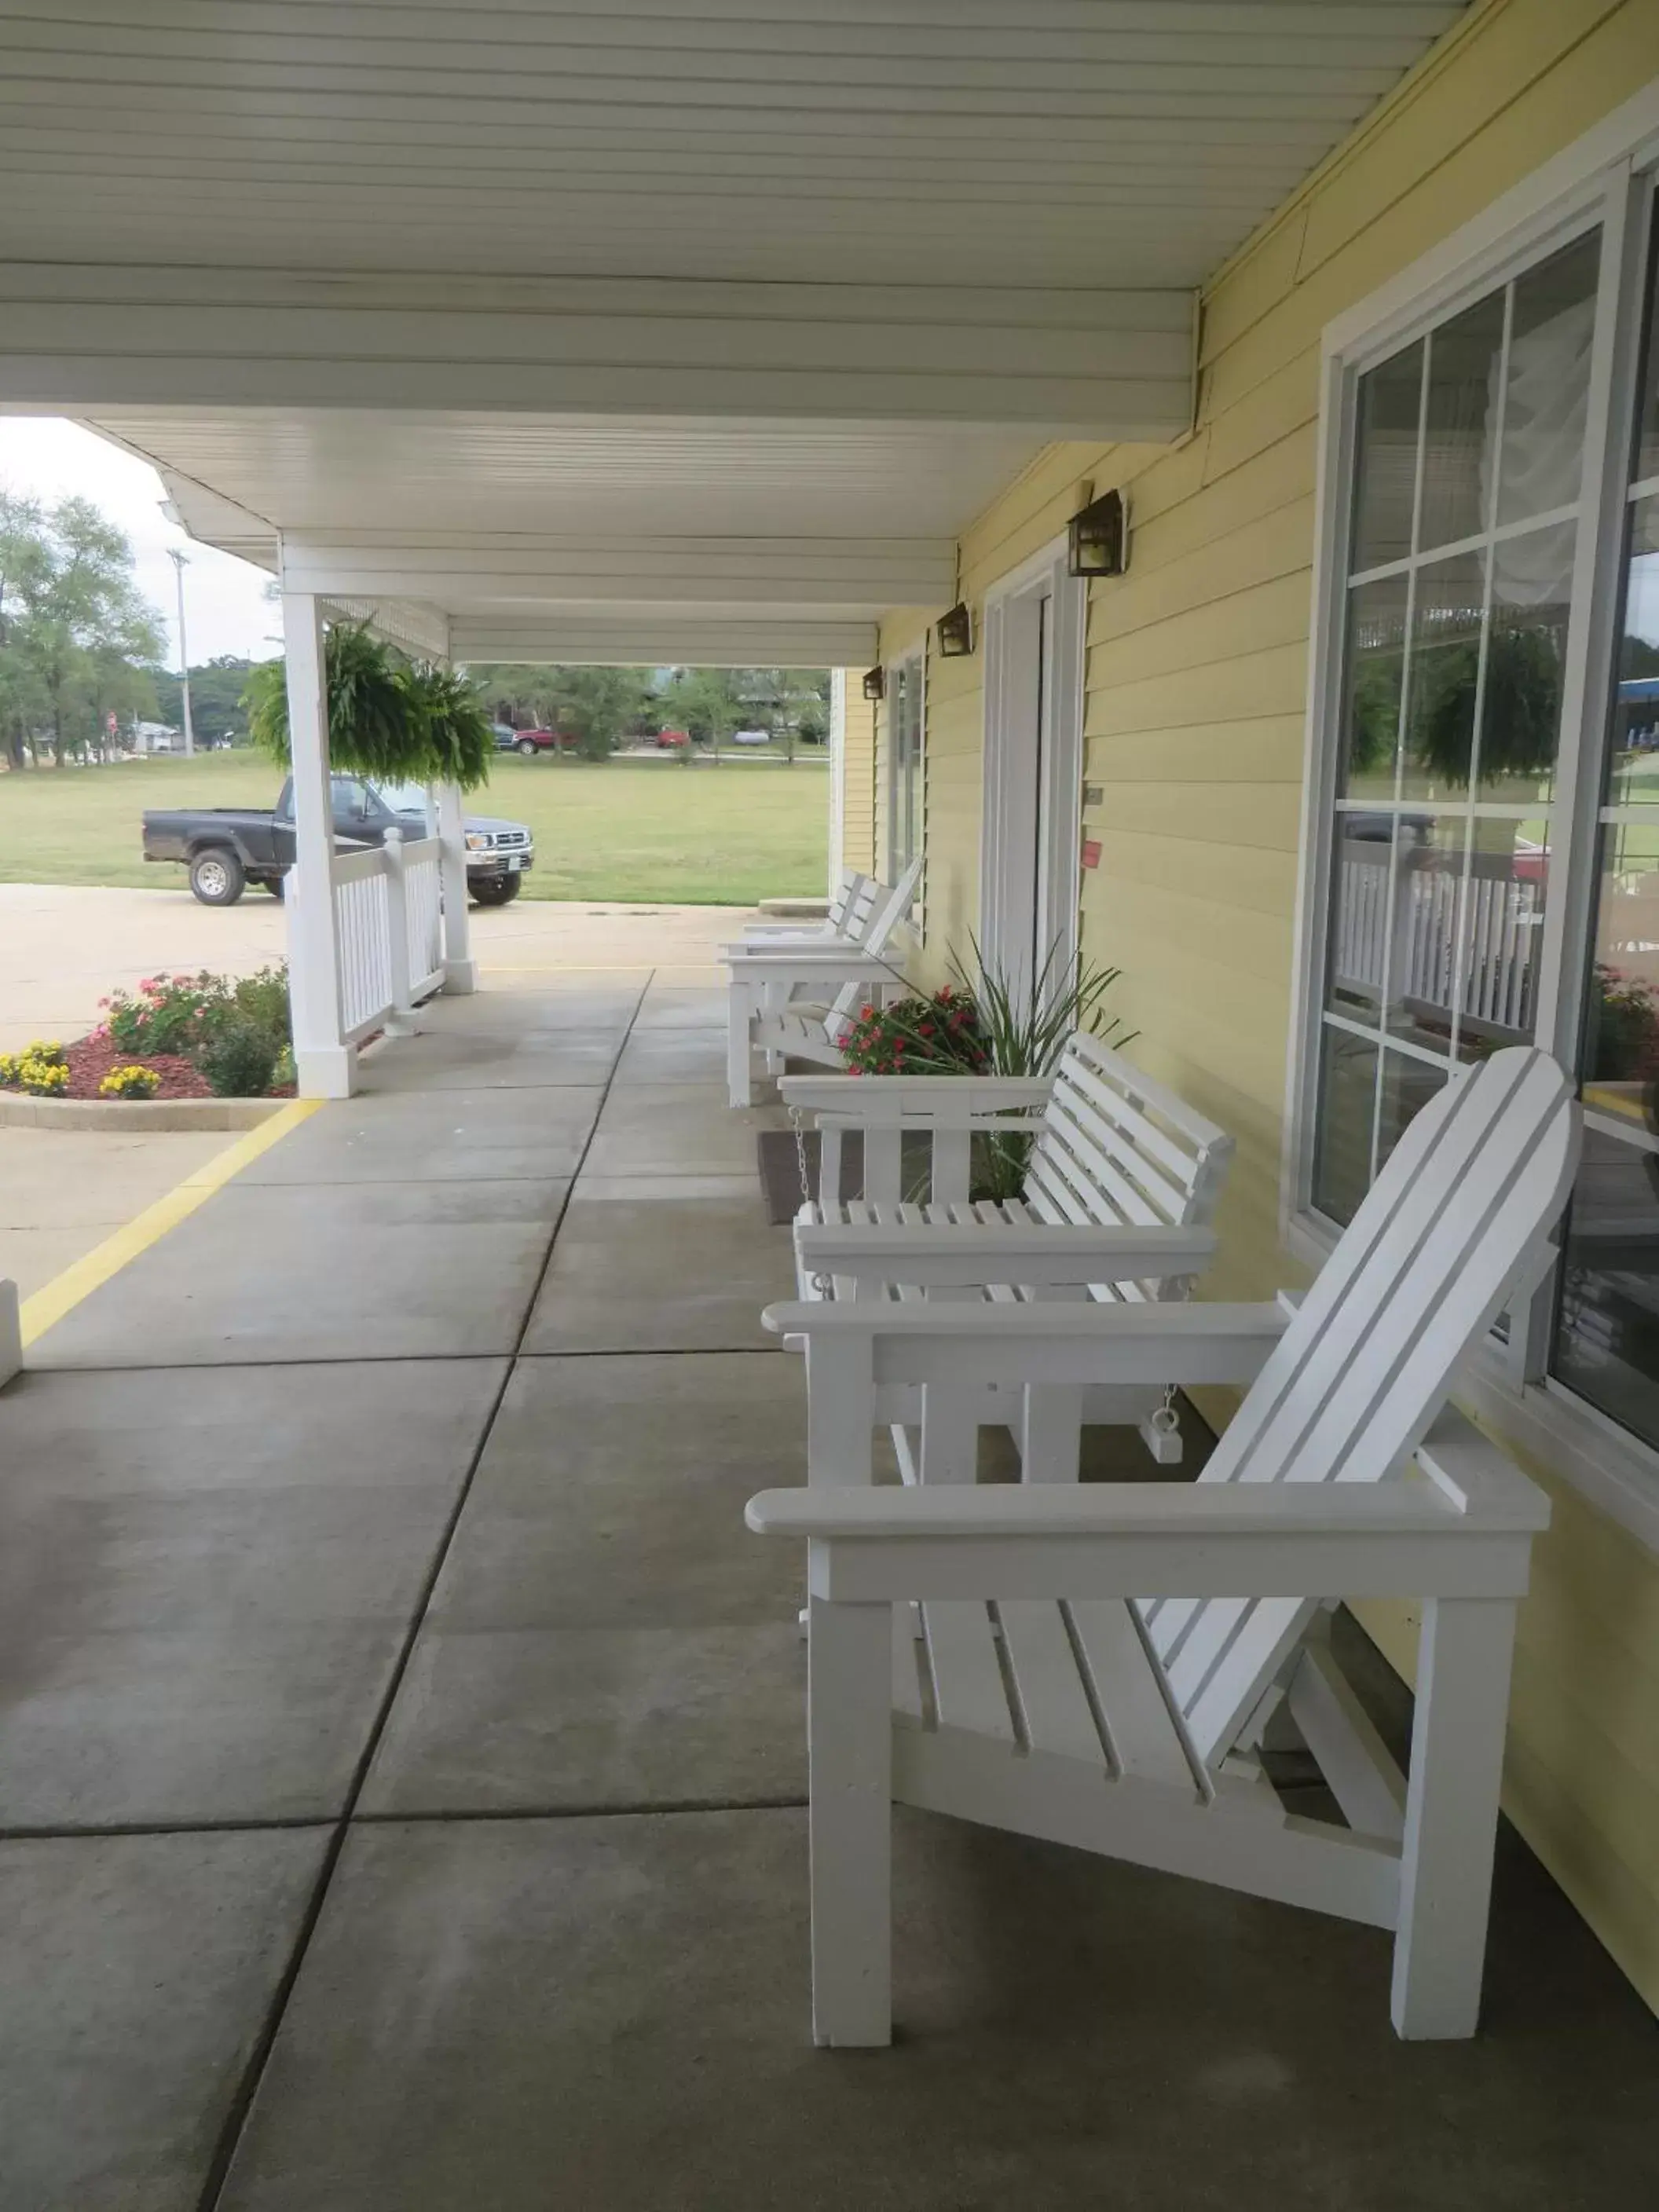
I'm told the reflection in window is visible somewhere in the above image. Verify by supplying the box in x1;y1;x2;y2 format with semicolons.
1476;519;1576;804
1339;573;1408;797
1605;498;1659;807
1402;552;1485;800
1497;235;1601;527
1351;341;1423;572
1419;291;1506;553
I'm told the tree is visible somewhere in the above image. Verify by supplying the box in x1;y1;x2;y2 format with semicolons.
0;492;164;766
152;654;260;746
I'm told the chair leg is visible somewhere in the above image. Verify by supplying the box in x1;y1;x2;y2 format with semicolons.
808;1595;893;2047
727;990;754;1108
1020;1385;1083;1481
1390;1596;1518;2039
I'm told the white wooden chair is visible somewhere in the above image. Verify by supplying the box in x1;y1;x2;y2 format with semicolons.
724;858;922;1108
731;867;876;949
749;1046;1577;2049
780;1033;1234;1471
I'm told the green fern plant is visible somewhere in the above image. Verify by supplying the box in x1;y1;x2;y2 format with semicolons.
244;622;493;791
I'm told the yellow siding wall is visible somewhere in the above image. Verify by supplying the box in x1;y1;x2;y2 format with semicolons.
837;679;877;877
871;0;1659;2012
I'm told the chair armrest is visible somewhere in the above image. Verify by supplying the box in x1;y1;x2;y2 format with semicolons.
725;950;901;982
763;1295;1287;1386
794;1219;1216;1290
745;1471;1543;1603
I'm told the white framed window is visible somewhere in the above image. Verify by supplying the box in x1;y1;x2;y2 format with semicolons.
886;646;925;924
1291;108;1659;1519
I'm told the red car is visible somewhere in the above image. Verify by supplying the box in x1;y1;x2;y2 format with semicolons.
497;726;577;756
654;727;690;749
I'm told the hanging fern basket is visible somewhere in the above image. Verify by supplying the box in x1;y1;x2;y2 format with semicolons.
243;621;494;793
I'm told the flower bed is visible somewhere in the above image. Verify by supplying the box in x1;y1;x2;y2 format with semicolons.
0;965;297;1104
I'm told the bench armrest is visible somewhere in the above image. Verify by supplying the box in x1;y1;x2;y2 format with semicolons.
725;950;901;983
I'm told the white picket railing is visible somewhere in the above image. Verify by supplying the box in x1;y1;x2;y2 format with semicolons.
1333;843;1543;1041
330;831;446;1046
402;836;445;999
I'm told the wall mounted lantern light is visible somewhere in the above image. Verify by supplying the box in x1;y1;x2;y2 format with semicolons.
1067;486;1127;578
936;602;975;657
861;666;886;701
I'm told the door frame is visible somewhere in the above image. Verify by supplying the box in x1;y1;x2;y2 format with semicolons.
979;532;1086;1003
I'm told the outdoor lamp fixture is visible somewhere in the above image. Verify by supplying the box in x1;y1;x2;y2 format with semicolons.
936;602;975;657
1068;486;1127;578
862;666;886;701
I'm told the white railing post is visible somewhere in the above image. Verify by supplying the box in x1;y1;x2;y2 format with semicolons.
0;1277;20;1385
281;589;355;1098
382;828;418;1033
436;780;477;994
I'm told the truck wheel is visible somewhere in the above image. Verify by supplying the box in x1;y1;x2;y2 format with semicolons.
471;877;522;906
515;738;540;757
190;848;246;906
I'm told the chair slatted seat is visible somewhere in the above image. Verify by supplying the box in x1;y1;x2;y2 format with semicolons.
750;1046;1579;2048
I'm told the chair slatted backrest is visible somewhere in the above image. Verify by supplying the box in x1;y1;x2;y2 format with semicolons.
1023;1035;1233;1297
839;874;880;940
819;858;924;1044
1139;1046;1579;1768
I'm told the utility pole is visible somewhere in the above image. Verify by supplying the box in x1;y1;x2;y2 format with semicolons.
167;547;195;756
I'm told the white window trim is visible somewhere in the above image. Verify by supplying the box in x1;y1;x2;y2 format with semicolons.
978;531;1087;1000
1285;75;1659;1554
885;642;925;947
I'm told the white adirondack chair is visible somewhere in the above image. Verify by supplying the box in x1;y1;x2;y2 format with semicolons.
724;858;922;1108
731;867;877;948
749;1046;1577;2048
781;1032;1234;1471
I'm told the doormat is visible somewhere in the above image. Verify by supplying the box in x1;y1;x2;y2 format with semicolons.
756;1128;864;1225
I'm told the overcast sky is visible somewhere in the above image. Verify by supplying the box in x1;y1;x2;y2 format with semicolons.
0;417;278;665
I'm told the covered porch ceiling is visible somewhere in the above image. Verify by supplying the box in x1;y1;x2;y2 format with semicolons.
0;0;1469;667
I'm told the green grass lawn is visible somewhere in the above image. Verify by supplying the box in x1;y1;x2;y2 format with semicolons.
0;749;831;904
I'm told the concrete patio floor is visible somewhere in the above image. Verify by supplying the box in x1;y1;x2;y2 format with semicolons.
2;974;1656;2212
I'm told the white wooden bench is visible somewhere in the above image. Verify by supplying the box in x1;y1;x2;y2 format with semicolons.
750;1046;1577;2049
723;858;921;1108
781;1032;1233;1470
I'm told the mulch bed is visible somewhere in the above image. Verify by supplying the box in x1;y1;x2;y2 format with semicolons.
60;1036;214;1100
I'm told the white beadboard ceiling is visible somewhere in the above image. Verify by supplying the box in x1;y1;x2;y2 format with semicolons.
0;0;1467;662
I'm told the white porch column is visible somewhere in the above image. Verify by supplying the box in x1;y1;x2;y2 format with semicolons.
281;591;356;1098
436;781;477;994
827;668;847;898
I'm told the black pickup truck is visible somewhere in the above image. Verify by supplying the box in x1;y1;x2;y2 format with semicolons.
142;775;536;907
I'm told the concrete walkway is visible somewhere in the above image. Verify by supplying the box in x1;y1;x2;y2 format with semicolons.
2;978;1655;2212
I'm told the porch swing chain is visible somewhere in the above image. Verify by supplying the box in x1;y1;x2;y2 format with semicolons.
1151;1271;1192;1445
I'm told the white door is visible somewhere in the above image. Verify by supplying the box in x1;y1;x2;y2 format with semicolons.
980;537;1086;1007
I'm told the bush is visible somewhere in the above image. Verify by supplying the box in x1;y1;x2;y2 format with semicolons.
840;987;987;1077
231;964;292;1046
104;972;229;1057
270;1043;296;1093
99;1064;163;1100
194;1016;280;1100
16;1049;69;1096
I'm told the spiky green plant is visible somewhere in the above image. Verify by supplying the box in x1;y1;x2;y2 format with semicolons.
948;936;1133;1201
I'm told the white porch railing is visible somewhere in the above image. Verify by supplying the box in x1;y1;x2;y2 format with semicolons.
331;830;445;1046
1333;843;1543;1041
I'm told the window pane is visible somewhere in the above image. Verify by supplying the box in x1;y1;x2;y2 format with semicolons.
1606;495;1659;807
1459;822;1548;1049
1419;291;1507;554
1381;813;1468;1054
1312;1027;1377;1227
1584;821;1659;1087
1553;1127;1659;1454
1376;1049;1450;1180
1496;232;1599;526
1350;340;1422;573
1474;519;1576;804
1401;551;1485;800
1338;573;1408;798
1326;814;1406;1025
1633;228;1658;487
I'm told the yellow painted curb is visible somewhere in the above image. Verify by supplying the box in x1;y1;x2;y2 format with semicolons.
18;1098;324;1348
